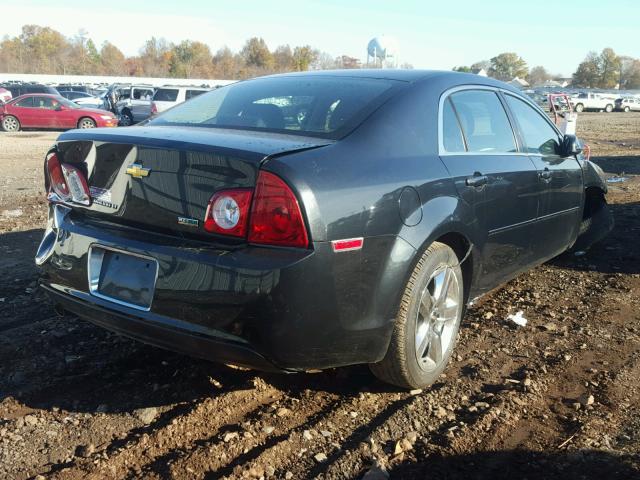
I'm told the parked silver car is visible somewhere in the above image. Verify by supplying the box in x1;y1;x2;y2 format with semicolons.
115;85;155;125
615;97;640;112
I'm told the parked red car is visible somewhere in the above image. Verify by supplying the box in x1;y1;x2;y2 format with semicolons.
0;94;117;131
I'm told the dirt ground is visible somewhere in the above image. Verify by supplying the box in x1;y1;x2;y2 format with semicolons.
0;113;639;480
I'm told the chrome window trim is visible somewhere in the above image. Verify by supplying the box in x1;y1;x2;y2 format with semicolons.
87;244;159;312
438;84;557;157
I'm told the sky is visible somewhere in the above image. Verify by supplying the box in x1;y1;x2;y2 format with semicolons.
3;0;639;77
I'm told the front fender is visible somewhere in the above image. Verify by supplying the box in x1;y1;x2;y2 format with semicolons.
581;159;608;193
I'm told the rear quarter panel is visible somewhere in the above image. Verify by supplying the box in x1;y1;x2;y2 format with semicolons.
266;78;483;341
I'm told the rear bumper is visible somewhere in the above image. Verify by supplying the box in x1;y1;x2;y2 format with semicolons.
42;284;284;371
37;205;400;371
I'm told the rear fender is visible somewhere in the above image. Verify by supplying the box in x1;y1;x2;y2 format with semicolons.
375;193;482;327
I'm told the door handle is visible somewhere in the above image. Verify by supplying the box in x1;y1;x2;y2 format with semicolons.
539;169;552;181
466;174;488;188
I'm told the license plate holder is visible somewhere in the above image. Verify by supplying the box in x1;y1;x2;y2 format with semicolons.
88;245;158;311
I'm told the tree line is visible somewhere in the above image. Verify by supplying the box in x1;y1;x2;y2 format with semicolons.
2;26;639;89
453;48;640;89
0;25;377;80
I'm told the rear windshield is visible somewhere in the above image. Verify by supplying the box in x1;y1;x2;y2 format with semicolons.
153;88;179;102
148;76;401;139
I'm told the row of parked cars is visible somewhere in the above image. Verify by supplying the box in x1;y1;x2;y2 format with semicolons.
569;92;640;113
114;85;210;125
527;90;640;113
0;82;213;131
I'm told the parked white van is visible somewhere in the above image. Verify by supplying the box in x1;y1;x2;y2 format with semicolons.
150;86;210;116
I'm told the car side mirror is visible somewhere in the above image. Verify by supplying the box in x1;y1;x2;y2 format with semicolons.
559;134;582;157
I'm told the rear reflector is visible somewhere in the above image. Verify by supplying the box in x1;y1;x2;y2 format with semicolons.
46;154;70;202
331;237;364;252
248;171;308;248
204;189;253;237
46;153;91;205
61;164;91;205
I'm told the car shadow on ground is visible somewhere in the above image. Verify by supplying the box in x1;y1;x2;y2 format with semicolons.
592;155;640;175
386;449;639;479
551;201;639;275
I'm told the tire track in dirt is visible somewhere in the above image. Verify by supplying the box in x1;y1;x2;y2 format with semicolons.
172;393;340;479
45;380;281;479
190;386;411;479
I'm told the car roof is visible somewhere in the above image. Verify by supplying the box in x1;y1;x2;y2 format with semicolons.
262;69;444;82
254;69;520;92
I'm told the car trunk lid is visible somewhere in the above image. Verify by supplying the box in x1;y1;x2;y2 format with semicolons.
54;126;332;240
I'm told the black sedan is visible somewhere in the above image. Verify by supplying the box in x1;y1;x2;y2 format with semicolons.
36;70;612;389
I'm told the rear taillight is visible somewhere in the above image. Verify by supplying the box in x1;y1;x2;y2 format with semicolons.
151;102;158;114
248;171;308;248
46;153;91;205
204;189;253;237
203;172;309;248
46;154;70;201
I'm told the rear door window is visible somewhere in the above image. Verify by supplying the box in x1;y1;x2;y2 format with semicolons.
133;88;153;100
153;89;179;102
14;97;34;108
504;94;560;156
449;90;517;153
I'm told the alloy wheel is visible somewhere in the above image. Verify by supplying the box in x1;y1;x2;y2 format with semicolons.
79;118;96;129
414;264;461;372
3;116;19;132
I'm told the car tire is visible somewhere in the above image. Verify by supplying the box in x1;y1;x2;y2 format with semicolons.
77;117;96;129
573;195;613;252
370;242;464;389
575;103;584;113
624;106;630;113
120;110;133;126
605;104;613;113
1;115;20;132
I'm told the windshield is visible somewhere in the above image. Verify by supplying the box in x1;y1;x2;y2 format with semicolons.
148;76;401;139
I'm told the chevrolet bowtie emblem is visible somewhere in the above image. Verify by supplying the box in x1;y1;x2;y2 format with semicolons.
126;163;150;178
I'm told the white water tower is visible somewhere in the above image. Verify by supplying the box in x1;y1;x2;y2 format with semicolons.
367;35;399;68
